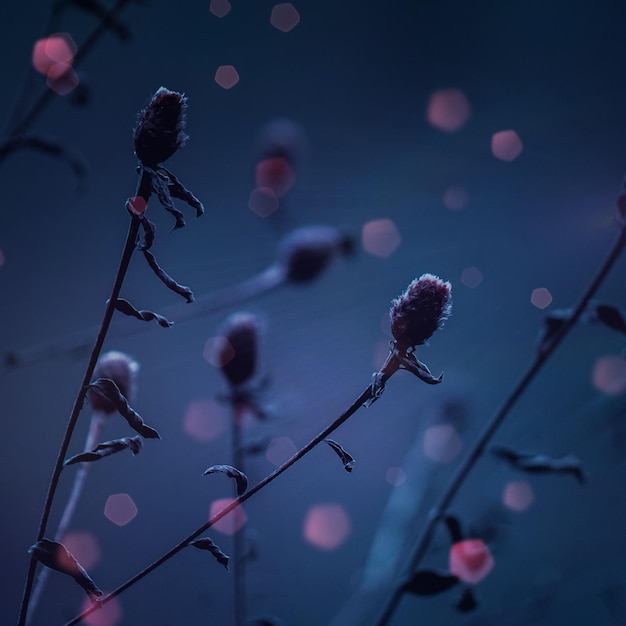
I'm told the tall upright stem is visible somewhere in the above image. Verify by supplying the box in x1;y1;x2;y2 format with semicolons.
231;402;247;626
17;169;151;626
377;225;626;626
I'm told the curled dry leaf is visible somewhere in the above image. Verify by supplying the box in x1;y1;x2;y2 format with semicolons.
189;537;230;570
401;570;459;596
114;298;174;328
142;249;194;303
203;464;248;496
443;514;464;544
64;436;143;466
324;439;355;472
87;378;160;439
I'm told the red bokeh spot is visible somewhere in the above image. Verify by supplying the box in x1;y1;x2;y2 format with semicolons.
104;493;138;527
61;532;101;570
209;0;231;17
183;398;228;442
443;186;468;210
503;480;534;512
203;336;235;368
266;436;297;466
248;187;279;217
127;196;147;216
215;65;239;89
423;424;463;464
386;466;407;486
46;63;79;95
255;157;295;197
449;539;494;584
426;89;471;132
209;497;247;535
531;287;552;309
81;594;122;626
303;504;351;550
592;355;626;395
461;266;483;288
32;33;76;75
270;3;301;32
362;218;401;258
491;130;523;162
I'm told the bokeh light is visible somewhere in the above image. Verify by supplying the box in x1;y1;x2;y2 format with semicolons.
361;218;401;258
530;287;553;309
270;3;301;32
248;187;279;217
423;424;463;464
503;480;535;512
215;65;239;89
81;594;122;626
46;64;79;95
0;248;4;267
372;339;392;369
255;157;295;197
209;0;231;17
61;531;101;570
426;89;471;132
443;185;468;210
461;266;484;288
127;196;147;216
183;398;228;442
266;436;297;466
209;497;247;535
203;336;235;368
592;355;626;395
104;493;138;527
303;504;351;550
449;539;494;584
491;129;523;161
386;466;407;486
32;33;76;76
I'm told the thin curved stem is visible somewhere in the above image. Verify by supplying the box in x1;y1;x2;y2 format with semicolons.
376;224;626;626
17;169;151;626
231;402;247;626
64;353;402;625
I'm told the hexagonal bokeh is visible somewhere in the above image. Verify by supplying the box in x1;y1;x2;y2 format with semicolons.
104;493;138;527
303;503;351;550
183;398;228;442
361;218;401;258
426;89;471;132
209;0;231;18
491;129;524;161
215;65;240;89
270;3;300;32
248;187;279;217
80;594;122;626
385;466;407;487
530;287;553;309
61;531;101;570
449;539;494;584
266;436;297;466
423;424;463;464
461;266;484;288
443;185;469;210
32;33;76;76
503;480;535;512
592;355;626;395
255;157;295;197
209;497;247;535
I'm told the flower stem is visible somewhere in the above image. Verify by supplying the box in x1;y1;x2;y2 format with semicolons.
17;169;151;626
376;224;626;626
232;402;247;626
64;353;402;625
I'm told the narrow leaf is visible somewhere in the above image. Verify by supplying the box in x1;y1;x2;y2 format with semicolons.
87;378;160;439
142;249;194;303
583;302;626;334
64;436;143;466
491;445;587;483
203;464;248;496
189;537;230;570
401;570;459;596
137;215;156;251
160;166;205;217
148;167;186;229
444;514;464;544
324;439;355;472
397;351;443;385
535;309;570;356
29;539;103;599
114;298;174;328
455;587;478;612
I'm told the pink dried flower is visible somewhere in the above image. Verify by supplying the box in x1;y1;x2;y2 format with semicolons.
390;273;452;347
133;87;188;166
215;313;260;388
87;351;139;414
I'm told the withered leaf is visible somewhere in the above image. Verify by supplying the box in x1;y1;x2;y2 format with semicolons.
443;514;464;544
583;302;626;335
402;570;459;596
29;539;103;599
203;464;248;496
136;215;155;251
114;298;173;328
142;249;194;303
146;166;186;229
324;439;355;472
64;436;143;466
455;587;478;612
160;166;205;217
189;537;230;570
535;309;571;356
397;351;443;385
87;378;160;439
491;445;587;484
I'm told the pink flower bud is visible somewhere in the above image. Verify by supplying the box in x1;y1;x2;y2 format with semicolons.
215;313;259;388
133;87;188;166
390;273;452;347
87;351;139;414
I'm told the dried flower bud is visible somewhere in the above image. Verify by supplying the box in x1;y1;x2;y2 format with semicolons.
390;274;452;347
276;225;354;283
215;313;260;388
87;351;139;414
133;87;188;167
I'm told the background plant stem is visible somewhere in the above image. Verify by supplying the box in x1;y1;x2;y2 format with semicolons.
232;401;247;626
376;223;626;626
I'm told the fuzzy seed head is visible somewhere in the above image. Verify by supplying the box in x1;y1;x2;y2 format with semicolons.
390;273;452;347
216;313;260;388
133;87;188;166
88;351;139;414
277;226;354;283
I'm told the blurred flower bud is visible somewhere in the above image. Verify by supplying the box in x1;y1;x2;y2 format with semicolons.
133;87;188;167
215;313;260;388
390;273;452;347
87;351;139;414
276;225;354;283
